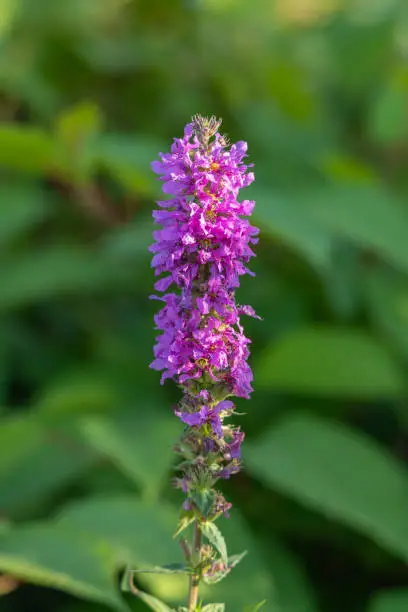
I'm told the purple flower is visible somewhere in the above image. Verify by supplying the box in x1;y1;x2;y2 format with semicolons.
149;137;259;392
150;115;259;515
229;429;245;459
175;399;234;438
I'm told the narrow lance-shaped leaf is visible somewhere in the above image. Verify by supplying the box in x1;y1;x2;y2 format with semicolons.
200;522;228;566
128;563;192;575
227;551;247;570
243;601;267;612
121;569;174;611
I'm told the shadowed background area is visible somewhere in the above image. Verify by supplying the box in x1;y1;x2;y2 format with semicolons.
1;1;408;611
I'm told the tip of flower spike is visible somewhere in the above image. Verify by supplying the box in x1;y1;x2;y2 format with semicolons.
192;114;222;149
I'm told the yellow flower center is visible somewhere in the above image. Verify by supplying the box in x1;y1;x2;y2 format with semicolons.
196;358;208;369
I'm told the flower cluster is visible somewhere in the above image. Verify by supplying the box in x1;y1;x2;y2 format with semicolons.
150;115;259;517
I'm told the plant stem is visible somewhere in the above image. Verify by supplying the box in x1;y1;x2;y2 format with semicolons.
188;520;202;612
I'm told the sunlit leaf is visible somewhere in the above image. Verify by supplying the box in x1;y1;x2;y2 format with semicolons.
78;408;181;499
243;601;266;612
121;568;176;611
55;496;180;567
0;125;55;174
0;524;126;610
200;522;228;566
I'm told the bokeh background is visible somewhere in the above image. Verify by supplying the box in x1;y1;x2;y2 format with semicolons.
1;0;408;611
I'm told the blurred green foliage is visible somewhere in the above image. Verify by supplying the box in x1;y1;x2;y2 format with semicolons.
1;0;408;611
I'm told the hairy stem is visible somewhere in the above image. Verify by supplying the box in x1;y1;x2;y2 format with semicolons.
188;520;202;611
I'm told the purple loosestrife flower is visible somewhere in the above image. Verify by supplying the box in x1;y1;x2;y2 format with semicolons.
150;115;259;520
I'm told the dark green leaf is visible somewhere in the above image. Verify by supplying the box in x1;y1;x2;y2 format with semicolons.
246;414;408;563
78;408;181;500
251;187;332;271
256;326;404;398
0;416;95;514
363;268;408;362
0;246;124;310
368;589;408;612
307;186;408;274
0;184;51;246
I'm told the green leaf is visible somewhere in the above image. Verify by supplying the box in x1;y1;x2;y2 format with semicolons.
368;589;408;612
55;101;102;148
201;605;225;612
54;101;103;179
0;524;126;610
37;371;118;418
90;133;164;195
256;326;404;398
130;589;174;612
0;184;51;247
130;564;191;575
78;408;181;500
368;71;408;144
245;414;408;563
200;522;228;566
191;490;216;520
55;496;180;567
251;187;332;271
200;511;276;610
202;571;230;586
0;125;55;174
307;186;408;274
0;246;124;310
363;268;408;362
263;540;317;612
0;416;96;514
321;153;375;184
243;602;267;612
0;417;43;480
173;511;195;538
103;219;153;262
227;551;247;570
121;569;174;610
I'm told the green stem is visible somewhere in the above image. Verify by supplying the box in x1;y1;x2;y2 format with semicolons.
188;520;202;611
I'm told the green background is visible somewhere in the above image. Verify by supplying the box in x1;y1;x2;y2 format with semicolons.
1;0;408;610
